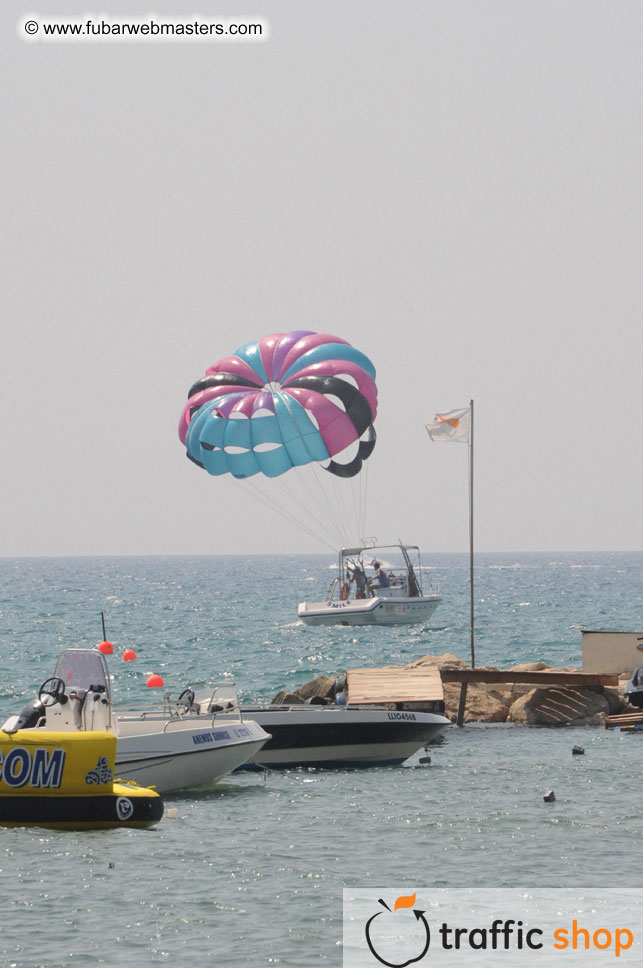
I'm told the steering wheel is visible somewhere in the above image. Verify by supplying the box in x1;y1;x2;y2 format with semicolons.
177;687;195;712
38;676;68;707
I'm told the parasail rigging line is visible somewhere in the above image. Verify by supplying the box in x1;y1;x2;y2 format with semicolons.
274;388;362;547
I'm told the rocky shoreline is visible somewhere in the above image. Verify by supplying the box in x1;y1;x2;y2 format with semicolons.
274;653;637;726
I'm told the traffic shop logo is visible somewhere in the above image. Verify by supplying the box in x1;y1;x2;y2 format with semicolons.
365;894;430;967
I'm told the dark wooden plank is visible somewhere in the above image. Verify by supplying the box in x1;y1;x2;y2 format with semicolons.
440;669;619;686
456;682;468;727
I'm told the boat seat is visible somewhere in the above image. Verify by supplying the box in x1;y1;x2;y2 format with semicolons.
207;700;236;713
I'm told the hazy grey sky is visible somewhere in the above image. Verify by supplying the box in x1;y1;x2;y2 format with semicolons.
3;1;643;556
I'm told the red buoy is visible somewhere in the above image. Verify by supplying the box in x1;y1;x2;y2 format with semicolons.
123;649;137;662
146;674;164;688
98;640;114;655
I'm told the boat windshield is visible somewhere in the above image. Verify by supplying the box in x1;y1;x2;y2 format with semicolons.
53;649;111;699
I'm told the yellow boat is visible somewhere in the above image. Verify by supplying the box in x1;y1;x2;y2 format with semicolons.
0;729;163;829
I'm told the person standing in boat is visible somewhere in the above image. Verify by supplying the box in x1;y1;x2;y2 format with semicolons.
348;562;368;599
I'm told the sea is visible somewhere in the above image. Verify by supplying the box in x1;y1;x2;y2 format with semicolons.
0;551;642;967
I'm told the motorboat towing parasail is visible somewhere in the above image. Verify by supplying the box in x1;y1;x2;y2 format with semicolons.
297;542;442;627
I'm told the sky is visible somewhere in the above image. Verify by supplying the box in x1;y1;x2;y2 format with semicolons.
3;1;643;556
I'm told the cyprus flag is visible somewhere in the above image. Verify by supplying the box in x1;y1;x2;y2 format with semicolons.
425;407;471;443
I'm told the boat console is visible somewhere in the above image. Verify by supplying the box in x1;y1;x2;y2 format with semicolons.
2;650;116;736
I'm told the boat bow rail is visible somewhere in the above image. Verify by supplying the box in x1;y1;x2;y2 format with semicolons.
118;682;242;726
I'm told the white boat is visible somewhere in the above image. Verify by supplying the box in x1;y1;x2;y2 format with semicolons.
298;543;442;627
2;650;270;794
185;684;451;768
114;694;270;792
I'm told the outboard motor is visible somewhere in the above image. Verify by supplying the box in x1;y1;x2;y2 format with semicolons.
1;698;46;735
624;668;643;709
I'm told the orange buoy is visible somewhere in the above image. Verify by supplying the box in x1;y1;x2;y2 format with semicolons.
146;674;164;688
98;640;114;655
123;649;137;662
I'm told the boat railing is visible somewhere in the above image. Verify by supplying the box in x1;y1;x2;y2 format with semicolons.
247;702;348;712
159;706;239;732
118;681;244;726
118;702;243;730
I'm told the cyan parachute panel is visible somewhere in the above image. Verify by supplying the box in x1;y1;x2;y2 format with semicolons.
191;410;225;450
200;447;229;476
185;405;217;456
247;415;283;446
272;396;329;466
253;445;292;478
225;449;261;479
222;419;253;452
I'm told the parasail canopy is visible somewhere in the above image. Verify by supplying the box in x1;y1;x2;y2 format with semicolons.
179;331;377;480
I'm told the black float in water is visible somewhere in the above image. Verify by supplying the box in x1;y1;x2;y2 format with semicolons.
543;790;556;802
572;745;585;755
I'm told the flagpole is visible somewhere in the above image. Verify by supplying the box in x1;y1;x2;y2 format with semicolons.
469;398;475;669
425;403;476;673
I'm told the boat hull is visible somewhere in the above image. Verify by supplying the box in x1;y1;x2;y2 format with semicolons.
297;594;442;627
233;705;451;768
0;784;164;829
114;716;270;792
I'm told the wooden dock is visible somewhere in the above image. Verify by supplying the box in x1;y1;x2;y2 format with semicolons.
346;667;443;706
